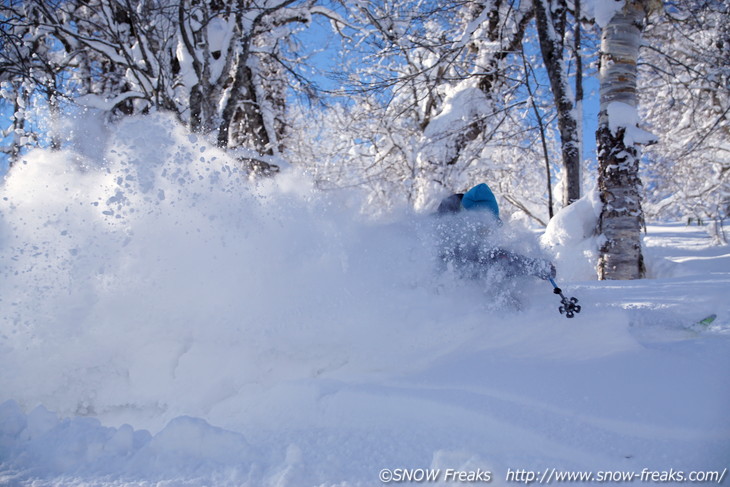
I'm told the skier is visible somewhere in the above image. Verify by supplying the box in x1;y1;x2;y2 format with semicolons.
435;183;556;281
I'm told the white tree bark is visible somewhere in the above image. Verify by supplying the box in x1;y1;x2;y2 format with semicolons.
596;0;657;280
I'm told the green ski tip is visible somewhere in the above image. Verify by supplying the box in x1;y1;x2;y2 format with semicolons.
696;314;717;327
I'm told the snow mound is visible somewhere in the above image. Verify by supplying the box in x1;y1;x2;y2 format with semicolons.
0;400;262;485
541;188;602;281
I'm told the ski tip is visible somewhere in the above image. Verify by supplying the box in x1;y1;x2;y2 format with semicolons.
696;314;717;326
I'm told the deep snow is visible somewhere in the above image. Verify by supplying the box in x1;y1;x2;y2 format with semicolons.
0;113;728;486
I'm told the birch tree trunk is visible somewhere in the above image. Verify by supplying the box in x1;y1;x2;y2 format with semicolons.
596;0;658;280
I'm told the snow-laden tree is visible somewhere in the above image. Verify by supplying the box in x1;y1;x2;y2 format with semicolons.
0;0;338;170
640;0;730;243
318;0;553;220
286;98;413;207
533;0;582;207
0;1;74;159
595;0;661;280
334;0;474;209
412;0;536;211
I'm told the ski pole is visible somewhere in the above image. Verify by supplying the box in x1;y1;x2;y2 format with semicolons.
548;277;581;318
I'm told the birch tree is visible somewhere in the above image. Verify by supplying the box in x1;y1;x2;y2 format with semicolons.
596;0;661;280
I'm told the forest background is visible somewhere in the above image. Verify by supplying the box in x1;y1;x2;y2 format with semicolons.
1;0;728;279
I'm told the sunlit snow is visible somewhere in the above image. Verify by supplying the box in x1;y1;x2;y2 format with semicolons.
1;113;728;486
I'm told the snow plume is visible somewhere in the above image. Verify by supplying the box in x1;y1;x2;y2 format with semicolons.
0;112;449;424
1;112;578;432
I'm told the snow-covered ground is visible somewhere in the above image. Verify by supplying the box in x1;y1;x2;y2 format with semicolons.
1;114;728;486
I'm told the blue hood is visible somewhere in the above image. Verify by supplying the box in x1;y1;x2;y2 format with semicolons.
461;183;499;219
